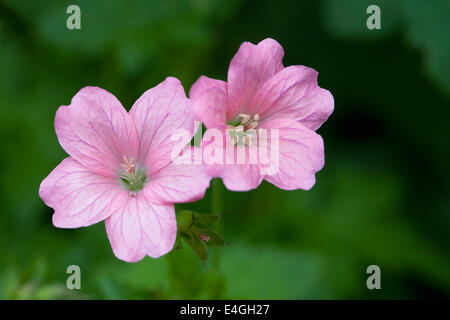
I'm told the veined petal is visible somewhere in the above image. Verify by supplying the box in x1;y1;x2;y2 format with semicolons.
259;118;325;190
249;65;318;120
144;147;210;204
39;157;128;228
105;195;176;262
208;133;264;191
130;77;197;176
299;87;334;131
250;65;333;130
220;162;264;191
55;87;139;177
227;38;284;118
189;76;228;130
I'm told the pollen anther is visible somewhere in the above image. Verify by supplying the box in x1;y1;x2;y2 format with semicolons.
226;113;260;146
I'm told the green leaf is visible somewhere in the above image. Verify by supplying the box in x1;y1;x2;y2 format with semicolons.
180;233;208;261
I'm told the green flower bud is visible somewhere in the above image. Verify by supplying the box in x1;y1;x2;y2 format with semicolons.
175;210;227;261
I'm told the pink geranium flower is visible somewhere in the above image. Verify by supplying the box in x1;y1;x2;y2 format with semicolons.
39;78;210;262
190;38;334;191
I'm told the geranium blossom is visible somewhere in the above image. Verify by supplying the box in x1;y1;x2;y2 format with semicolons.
39;78;210;262
190;38;334;191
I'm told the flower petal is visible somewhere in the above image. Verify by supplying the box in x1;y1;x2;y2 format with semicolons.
130;77;196;176
39;157;128;228
189;76;228;130
249;65;334;131
260;118;324;190
105;195;176;262
299;87;334;131
227;38;284;118
219;162;264;191
55;87;139;177
199;130;263;191
144;147;211;204
248;65;318;120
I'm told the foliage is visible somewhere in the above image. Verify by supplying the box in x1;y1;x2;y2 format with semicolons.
0;0;448;299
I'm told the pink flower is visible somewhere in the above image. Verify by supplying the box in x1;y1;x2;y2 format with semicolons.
190;38;334;191
39;78;210;262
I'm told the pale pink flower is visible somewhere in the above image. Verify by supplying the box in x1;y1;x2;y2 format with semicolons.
39;77;210;262
190;38;334;191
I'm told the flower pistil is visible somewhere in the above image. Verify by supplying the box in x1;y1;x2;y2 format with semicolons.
119;156;148;196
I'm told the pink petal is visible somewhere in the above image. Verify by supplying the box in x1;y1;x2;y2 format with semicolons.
189;76;228;130
251;65;333;130
219;162;264;191
227;38;284;119
144;147;210;204
203;133;264;191
249;65;317;120
39;157;128;228
55;87;139;177
299;87;334;131
130;77;197;176
260;118;325;190
201;132;223;177
105;195;176;262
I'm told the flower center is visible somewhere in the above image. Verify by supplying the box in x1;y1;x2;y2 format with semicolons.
226;113;259;146
119;156;148;196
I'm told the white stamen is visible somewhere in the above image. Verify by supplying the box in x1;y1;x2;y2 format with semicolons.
228;113;260;146
238;113;251;124
244;135;252;146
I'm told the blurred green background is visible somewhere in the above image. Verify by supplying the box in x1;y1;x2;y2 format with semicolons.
0;0;449;299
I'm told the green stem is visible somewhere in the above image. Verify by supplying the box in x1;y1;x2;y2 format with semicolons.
211;178;223;214
211;178;223;269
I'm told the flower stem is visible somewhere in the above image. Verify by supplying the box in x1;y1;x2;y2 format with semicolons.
211;178;223;214
211;178;223;269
